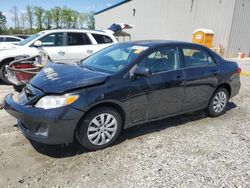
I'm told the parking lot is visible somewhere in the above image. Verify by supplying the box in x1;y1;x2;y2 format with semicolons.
0;59;249;187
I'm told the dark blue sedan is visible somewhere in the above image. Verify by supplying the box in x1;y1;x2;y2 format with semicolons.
3;41;241;150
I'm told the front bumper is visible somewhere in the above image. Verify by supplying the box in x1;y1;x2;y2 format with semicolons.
3;94;84;144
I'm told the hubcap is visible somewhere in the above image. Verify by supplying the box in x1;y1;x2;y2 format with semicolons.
87;113;118;146
213;91;227;113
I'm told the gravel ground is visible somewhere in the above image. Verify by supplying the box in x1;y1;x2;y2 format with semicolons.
0;59;249;188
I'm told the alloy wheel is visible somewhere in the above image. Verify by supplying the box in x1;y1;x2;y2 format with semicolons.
87;113;118;146
212;91;227;113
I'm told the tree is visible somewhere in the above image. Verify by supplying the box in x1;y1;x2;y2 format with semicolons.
71;10;79;28
10;6;19;31
26;5;34;33
34;6;44;31
51;7;61;29
44;10;52;29
19;13;26;33
77;13;86;29
0;11;7;33
86;11;95;29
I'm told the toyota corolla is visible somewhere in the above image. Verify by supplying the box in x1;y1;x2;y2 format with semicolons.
2;41;241;150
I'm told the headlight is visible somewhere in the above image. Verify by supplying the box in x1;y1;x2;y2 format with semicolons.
35;94;79;109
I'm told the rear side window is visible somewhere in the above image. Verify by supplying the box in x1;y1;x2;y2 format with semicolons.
92;34;113;44
0;37;4;42
182;47;215;67
67;32;91;46
5;37;20;42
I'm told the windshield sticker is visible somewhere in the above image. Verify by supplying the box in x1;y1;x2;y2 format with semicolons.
132;45;148;54
131;45;148;50
134;49;143;54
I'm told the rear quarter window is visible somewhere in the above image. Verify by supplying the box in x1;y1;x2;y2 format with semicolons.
92;34;113;44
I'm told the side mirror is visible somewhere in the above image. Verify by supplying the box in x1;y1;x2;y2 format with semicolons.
134;66;151;77
33;40;42;47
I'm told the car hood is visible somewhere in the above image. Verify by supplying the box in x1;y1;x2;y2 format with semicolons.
30;63;110;93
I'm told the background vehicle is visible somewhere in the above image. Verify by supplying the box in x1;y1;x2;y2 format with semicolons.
2;41;241;150
0;35;23;44
0;23;133;84
15;34;31;39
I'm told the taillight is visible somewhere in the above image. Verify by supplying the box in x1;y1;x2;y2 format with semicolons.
236;67;241;73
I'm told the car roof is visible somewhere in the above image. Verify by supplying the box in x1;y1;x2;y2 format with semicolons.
0;35;22;38
123;40;201;48
41;28;108;35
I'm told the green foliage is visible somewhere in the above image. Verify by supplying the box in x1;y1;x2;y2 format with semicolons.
2;6;94;34
86;11;95;30
34;6;45;31
0;11;7;33
26;5;34;33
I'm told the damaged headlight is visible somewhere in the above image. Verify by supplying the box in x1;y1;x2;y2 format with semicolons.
35;94;79;109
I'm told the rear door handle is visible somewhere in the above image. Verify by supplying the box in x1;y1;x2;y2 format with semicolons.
87;50;93;54
58;51;65;56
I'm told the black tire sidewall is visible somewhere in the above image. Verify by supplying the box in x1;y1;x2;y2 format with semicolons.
0;60;12;84
76;107;122;151
208;88;229;117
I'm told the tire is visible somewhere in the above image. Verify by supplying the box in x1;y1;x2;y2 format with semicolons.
207;87;229;117
76;107;122;151
0;59;13;85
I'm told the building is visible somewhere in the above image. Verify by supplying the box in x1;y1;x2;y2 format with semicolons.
95;0;250;57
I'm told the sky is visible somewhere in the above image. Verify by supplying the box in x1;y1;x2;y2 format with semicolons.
1;0;123;27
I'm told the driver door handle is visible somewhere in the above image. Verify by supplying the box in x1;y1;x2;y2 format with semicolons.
58;51;65;56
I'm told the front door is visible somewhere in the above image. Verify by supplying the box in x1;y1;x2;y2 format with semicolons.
39;32;67;63
137;46;185;120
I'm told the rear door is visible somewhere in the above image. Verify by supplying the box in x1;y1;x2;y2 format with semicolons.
39;32;67;63
181;45;220;111
65;32;94;63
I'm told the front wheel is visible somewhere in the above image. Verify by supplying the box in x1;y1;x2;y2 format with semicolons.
207;88;229;117
0;59;13;85
76;107;122;151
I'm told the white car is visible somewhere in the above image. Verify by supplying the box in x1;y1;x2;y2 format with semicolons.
0;29;119;84
0;35;23;45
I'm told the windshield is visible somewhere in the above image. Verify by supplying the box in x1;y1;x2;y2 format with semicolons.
81;43;148;74
18;32;44;46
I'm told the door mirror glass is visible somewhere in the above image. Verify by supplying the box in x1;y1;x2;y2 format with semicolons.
134;66;151;77
33;40;42;47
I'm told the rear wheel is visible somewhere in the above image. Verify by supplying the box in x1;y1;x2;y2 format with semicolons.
0;59;13;85
76;107;122;150
207;87;229;117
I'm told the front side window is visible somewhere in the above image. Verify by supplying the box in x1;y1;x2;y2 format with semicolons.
19;32;44;46
92;34;113;44
0;37;4;42
40;33;64;47
67;32;91;46
182;47;215;67
139;46;180;73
